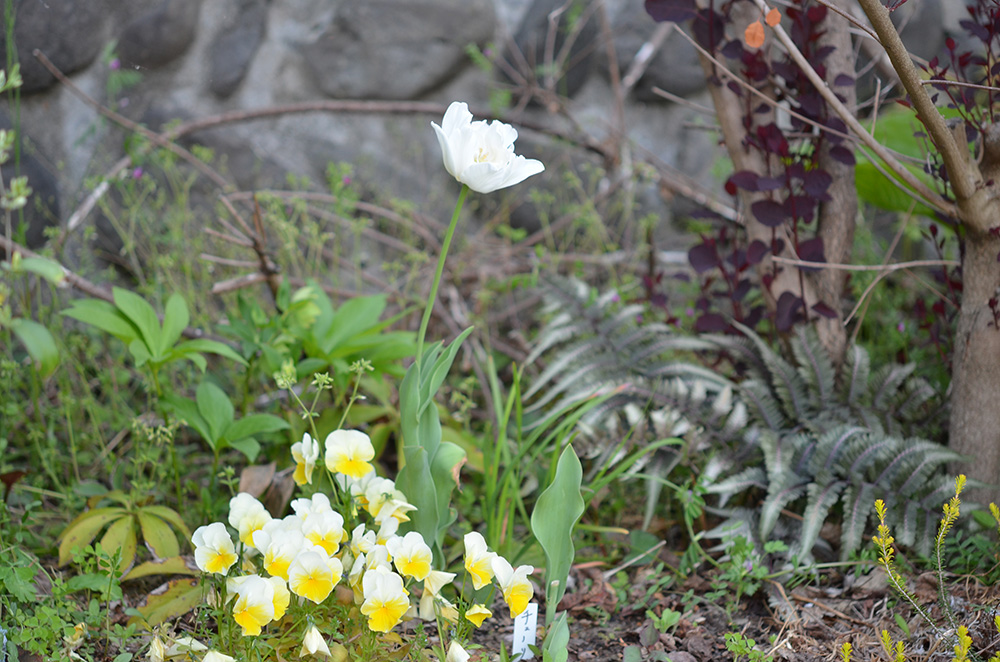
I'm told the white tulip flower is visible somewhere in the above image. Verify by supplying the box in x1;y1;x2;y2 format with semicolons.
432;101;544;194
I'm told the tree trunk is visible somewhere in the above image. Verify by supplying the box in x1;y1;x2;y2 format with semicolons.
949;126;1000;505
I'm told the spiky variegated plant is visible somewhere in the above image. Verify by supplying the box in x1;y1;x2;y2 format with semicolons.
704;324;960;560
524;276;961;559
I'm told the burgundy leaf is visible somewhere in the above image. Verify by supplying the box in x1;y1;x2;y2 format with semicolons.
688;242;719;274
802;169;833;198
775;292;804;332
721;40;743;59
828;145;855;165
729;170;761;192
796;237;826;269
747;240;770;264
751;199;789;227
695;313;729;333
834;74;854;87
812;301;839;319
644;0;698;22
757;176;783;191
692;9;724;49
785;195;818;221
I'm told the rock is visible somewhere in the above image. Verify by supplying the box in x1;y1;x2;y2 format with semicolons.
118;0;201;69
502;0;599;102
892;0;944;61
1;148;61;250
608;2;706;100
208;0;268;98
302;0;496;100
0;0;106;94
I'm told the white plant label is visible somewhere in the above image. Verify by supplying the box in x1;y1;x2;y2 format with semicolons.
512;602;538;660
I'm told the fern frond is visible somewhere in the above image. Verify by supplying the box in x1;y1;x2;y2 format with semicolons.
792;326;836;409
841;482;876;556
800;480;846;560
840;343;871;406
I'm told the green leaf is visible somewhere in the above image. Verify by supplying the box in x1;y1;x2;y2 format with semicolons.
228;437;262;462
313;293;387;356
172;338;247;366
430;441;466;548
62;299;139;343
137;512;180;559
542;612;570;662
196;381;234;444
128;578;204;627
142;506;191;540
395;446;438;555
159;293;189;357
128;338;152;367
224;413;289;442
161;395;214;451
855;161;937;217
531;445;584;625
58;507;127;566
10;256;65;284
8;318;59;377
99;514;138;575
113;287;162;357
123;556;200;581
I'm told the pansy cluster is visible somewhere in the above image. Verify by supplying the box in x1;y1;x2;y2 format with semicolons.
191;428;534;656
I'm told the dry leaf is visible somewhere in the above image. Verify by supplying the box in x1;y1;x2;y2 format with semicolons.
766;7;781;26
745;20;765;48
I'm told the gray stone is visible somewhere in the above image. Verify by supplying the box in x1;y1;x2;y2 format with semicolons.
208;0;268;98
893;0;944;61
608;2;706;100
302;0;496;100
118;0;201;69
502;0;599;102
1;149;61;250
0;0;106;94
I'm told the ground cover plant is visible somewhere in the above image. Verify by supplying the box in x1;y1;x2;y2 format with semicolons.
6;1;1000;661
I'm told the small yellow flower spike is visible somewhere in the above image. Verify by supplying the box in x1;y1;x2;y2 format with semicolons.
839;642;851;662
954;625;972;662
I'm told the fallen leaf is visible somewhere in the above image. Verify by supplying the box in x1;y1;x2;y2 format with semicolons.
745;20;765;48
239;462;276;497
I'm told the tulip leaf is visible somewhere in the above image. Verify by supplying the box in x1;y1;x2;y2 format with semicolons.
229;437;262;462
128;578;204;627
99;514;138;575
542;612;570;662
137;512;180;559
159;293;189;357
8;318;59;378
58;507;127;566
531;445;584;625
396;446;438;552
430;441;466;543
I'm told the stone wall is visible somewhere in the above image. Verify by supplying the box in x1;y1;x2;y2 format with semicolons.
0;0;961;258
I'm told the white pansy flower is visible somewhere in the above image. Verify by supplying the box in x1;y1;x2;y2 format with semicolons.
432;101;544;194
291;433;321;486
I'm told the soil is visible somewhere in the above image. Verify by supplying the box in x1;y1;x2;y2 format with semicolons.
21;550;1000;662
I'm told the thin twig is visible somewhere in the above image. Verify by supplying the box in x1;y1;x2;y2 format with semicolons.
32;49;231;190
746;0;958;216
771;255;959;272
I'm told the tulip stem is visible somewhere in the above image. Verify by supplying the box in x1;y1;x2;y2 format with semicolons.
416;183;469;371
